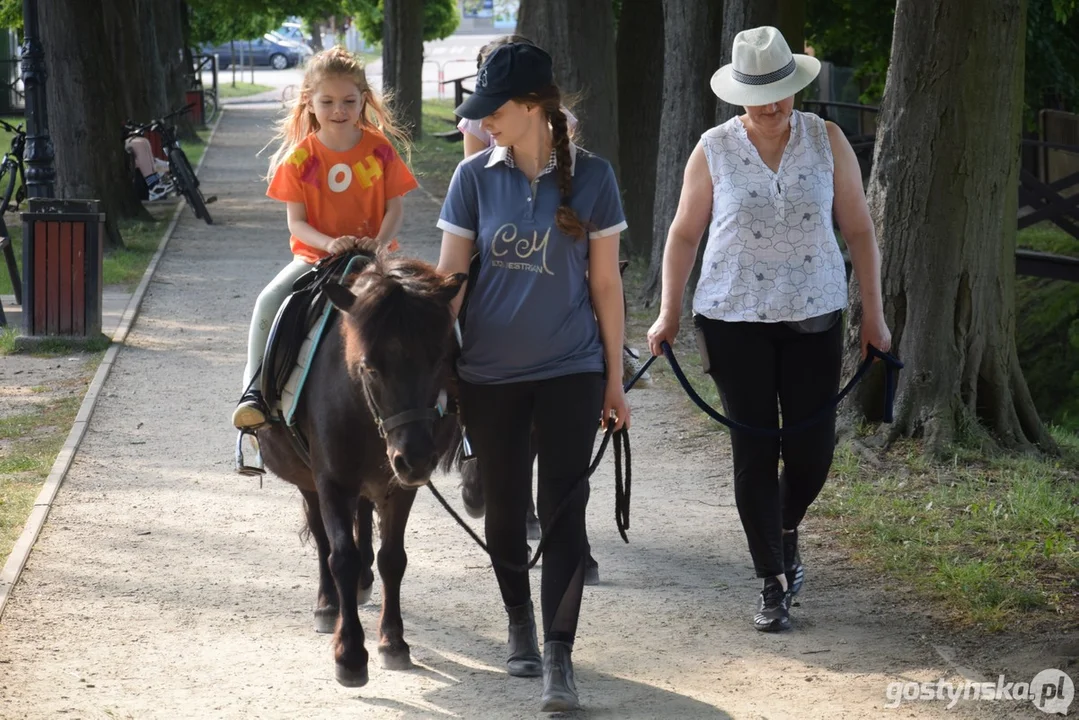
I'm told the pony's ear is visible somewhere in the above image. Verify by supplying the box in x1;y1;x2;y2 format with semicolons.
436;272;469;304
325;282;358;312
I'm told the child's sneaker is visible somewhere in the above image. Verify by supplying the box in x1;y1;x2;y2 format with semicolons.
147;178;175;202
232;390;269;429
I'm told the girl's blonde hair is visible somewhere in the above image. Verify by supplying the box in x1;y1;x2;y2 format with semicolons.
265;46;411;181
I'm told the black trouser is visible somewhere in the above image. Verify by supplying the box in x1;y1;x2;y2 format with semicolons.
694;315;842;578
460;372;604;645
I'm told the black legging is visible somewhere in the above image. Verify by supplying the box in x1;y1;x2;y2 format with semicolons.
460;372;604;644
695;315;842;578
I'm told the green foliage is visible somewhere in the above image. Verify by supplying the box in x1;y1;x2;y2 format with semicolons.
0;0;20;31
805;0;895;103
187;0;289;45
1025;0;1079;128
351;0;460;45
806;0;1079;118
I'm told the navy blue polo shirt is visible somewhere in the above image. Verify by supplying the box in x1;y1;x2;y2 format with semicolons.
437;143;627;384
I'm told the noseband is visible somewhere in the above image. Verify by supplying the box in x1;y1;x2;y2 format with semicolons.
357;360;448;438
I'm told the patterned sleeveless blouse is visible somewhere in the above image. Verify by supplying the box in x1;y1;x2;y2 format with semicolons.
692;110;848;324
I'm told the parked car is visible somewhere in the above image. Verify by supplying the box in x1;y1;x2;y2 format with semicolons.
265;31;314;61
201;35;302;70
275;22;311;47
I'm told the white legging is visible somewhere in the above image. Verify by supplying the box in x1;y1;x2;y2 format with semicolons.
242;257;314;391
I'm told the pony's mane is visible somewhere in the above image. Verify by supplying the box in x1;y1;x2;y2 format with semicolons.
343;255;455;353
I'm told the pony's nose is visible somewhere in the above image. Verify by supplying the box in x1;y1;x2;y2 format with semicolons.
391;451;412;476
391;450;438;483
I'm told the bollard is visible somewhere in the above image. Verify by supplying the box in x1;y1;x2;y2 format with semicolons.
20;198;104;337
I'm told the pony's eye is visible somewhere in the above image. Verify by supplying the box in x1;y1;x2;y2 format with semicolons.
359;359;377;375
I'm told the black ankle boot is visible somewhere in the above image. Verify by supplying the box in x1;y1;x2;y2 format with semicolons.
541;641;579;712
505;602;542;677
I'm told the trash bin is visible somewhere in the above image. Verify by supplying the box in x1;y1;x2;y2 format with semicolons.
20;198;104;337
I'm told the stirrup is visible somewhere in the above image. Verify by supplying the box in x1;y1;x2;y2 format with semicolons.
236;429;265;479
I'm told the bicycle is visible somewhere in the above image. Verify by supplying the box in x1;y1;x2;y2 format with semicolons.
0;117;26;312
124;104;215;225
201;87;219;125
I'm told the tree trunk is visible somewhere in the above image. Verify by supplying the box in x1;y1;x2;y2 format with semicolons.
642;0;722;303
154;0;198;141
517;0;620;177
616;0;664;259
846;0;1054;454
104;0;154;126
137;0;170;120
40;0;150;241
383;0;424;138
310;21;324;52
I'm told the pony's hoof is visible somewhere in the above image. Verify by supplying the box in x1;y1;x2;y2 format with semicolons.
379;644;412;671
584;558;600;586
358;583;373;605
314;606;338;634
462;498;485;519
334;662;369;688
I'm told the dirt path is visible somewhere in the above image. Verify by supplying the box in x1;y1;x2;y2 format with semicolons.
0;108;1061;720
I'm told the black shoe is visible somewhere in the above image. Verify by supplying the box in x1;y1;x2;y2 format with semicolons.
232;389;269;429
784;529;805;597
505;602;542;677
753;577;791;632
541;641;579;712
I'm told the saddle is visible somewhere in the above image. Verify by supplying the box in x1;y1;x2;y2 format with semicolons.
261;250;374;433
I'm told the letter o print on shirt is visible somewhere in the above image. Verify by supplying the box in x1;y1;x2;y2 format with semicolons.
328;162;353;193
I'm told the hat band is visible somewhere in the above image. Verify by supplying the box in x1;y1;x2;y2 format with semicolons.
732;58;796;86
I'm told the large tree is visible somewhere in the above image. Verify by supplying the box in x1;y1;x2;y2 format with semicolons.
517;0;620;177
616;0;664;259
382;0;425;137
643;0;722;301
39;0;151;242
104;0;168;126
845;0;1054;453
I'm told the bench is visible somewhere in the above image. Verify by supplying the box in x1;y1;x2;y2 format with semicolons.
432;73;477;143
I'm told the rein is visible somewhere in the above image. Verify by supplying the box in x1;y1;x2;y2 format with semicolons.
427;341;902;573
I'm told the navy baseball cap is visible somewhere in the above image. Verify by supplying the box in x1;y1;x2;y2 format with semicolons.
455;43;554;120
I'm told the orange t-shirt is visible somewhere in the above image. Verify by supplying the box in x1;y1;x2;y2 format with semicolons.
267;129;418;263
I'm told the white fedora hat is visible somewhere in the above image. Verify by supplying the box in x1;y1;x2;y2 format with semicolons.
710;26;820;107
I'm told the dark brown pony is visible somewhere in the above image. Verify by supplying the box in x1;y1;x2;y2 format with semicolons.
258;251;465;687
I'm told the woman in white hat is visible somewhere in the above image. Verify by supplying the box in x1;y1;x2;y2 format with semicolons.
647;26;891;632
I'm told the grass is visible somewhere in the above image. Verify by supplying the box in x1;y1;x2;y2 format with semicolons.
216;82;274;99
817;431;1079;630
410;99;468;200
0;376;95;561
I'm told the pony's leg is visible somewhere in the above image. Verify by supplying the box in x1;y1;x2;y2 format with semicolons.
316;476;369;687
375;487;417;670
302;489;339;634
356;497;376;604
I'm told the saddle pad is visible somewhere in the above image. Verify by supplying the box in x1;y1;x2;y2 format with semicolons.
274;254;368;427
